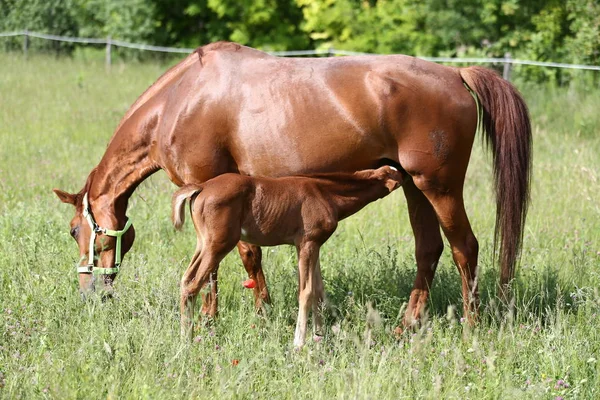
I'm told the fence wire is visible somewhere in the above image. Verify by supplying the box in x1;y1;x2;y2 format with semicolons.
3;30;600;71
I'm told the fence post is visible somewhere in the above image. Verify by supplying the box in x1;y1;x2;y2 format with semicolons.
503;52;512;81
105;36;112;69
23;29;29;58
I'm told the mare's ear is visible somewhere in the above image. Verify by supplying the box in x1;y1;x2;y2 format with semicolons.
53;189;77;205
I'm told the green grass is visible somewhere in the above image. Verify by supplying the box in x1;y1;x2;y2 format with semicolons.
1;53;599;399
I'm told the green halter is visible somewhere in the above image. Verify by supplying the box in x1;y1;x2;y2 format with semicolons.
78;192;133;275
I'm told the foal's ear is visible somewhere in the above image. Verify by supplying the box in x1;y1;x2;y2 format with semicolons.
53;189;77;205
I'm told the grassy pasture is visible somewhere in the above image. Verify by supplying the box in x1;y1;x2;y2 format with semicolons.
0;53;599;399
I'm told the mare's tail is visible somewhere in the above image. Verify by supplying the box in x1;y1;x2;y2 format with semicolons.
172;185;204;230
459;66;532;293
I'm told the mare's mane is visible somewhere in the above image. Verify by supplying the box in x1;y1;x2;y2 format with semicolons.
110;52;199;136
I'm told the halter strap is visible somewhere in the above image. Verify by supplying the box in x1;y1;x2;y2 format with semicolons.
78;192;132;275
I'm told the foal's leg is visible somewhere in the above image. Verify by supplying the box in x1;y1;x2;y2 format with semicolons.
237;242;271;310
311;258;325;339
181;213;240;340
180;245;203;339
294;241;320;348
190;235;218;320
424;191;479;323
180;243;235;340
200;271;218;319
402;179;444;327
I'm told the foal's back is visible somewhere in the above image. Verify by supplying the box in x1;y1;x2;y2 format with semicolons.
195;173;339;247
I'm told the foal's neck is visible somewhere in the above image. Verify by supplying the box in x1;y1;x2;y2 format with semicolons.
324;175;389;221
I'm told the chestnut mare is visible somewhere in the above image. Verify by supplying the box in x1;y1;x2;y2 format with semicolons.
54;41;531;327
172;166;404;346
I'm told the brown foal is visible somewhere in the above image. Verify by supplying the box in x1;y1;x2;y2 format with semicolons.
172;165;404;347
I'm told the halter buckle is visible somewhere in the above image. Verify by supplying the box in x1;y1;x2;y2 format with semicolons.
77;264;94;274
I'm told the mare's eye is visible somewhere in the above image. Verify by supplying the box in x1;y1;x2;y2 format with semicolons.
70;226;79;239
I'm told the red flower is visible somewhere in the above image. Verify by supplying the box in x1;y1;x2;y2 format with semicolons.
242;279;256;289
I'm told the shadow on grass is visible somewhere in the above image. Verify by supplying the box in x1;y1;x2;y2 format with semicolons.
309;243;580;328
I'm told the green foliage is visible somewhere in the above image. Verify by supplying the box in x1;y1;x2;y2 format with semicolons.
0;0;78;53
565;0;600;66
75;0;159;43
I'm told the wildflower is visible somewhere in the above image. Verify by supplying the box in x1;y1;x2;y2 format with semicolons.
242;279;256;289
554;379;569;389
460;317;465;323
215;344;220;350
193;335;202;343
232;359;239;366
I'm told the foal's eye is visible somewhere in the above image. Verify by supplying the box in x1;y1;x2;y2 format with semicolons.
70;226;79;239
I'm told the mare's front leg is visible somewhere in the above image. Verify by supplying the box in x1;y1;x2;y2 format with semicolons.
294;241;320;348
237;242;271;310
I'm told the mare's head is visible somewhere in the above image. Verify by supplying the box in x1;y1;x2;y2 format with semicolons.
372;165;405;192
53;189;136;295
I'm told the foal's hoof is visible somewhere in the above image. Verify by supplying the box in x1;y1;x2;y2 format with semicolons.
393;326;404;338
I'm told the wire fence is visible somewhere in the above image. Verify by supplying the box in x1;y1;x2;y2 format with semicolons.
3;30;600;81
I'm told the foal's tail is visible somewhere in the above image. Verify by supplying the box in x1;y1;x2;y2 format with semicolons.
172;185;203;230
460;66;532;292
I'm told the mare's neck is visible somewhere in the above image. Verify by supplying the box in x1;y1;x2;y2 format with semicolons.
86;124;159;225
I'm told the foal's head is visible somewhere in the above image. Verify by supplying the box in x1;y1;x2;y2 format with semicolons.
371;165;405;192
53;189;136;294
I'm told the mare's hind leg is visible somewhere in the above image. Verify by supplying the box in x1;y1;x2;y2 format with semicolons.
237;242;271;310
402;178;444;327
423;190;479;323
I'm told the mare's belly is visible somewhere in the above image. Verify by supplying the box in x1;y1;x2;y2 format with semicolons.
234;131;391;177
